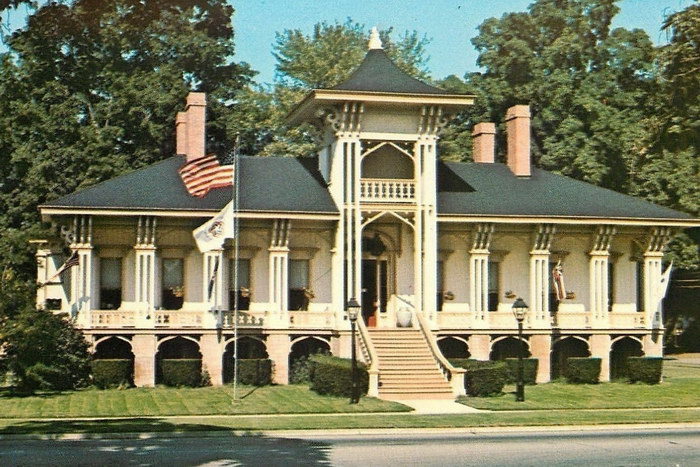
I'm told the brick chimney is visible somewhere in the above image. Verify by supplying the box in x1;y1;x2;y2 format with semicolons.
175;111;188;155
472;122;496;163
185;92;206;162
505;105;531;177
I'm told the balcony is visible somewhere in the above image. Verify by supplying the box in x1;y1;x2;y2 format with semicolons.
360;178;415;203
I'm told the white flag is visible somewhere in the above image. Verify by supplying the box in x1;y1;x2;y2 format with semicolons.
655;262;673;309
193;202;234;253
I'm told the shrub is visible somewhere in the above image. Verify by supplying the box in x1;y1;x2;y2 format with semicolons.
92;359;132;388
454;361;508;397
627;357;663;384
160;359;202;387
564;357;601;384
224;359;272;386
309;354;368;398
449;359;496;370
290;349;329;384
504;358;539;385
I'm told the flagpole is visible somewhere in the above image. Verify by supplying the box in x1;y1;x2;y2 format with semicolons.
232;135;241;403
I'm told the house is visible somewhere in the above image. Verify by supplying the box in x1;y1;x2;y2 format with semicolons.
34;31;700;399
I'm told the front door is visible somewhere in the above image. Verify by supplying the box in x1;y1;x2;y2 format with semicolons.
361;259;387;327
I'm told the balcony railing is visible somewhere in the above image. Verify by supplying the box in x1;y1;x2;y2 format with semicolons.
154;310;203;328
360;178;415;202
91;310;136;328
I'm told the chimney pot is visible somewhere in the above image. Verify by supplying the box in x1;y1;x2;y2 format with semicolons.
472;122;496;163
505;105;531;177
185;92;206;161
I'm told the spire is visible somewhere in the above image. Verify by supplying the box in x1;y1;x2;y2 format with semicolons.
368;26;383;50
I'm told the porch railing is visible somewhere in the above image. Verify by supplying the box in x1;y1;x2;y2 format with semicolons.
289;311;335;328
356;316;380;397
360;178;415;202
90;310;136;328
221;310;267;327
609;311;645;328
154;310;203;328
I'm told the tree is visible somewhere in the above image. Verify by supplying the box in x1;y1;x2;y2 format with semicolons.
234;20;433;158
448;0;657;193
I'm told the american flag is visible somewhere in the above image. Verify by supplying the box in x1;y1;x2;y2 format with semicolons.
552;260;566;302
47;250;80;283
179;154;234;198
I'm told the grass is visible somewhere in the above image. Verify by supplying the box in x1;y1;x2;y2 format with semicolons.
459;359;700;411
0;384;410;419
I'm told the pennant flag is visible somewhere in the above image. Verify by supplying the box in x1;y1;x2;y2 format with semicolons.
654;262;673;310
193;202;234;253
552;260;566;302
179;154;233;198
47;250;80;283
207;256;220;301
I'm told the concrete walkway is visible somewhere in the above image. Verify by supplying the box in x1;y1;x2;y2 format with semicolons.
386;399;482;414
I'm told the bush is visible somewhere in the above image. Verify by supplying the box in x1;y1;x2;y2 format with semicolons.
504;358;539;385
451;360;508;397
290;350;329;384
92;359;132;388
627;357;663;384
564;357;601;384
309;354;368;398
224;359;272;386
449;359;496;370
160;359;202;387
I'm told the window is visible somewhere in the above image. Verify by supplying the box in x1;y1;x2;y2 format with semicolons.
162;258;184;310
608;262;615;311
488;262;499;311
229;259;250;311
100;258;122;310
289;259;309;310
437;260;444;312
636;261;644;312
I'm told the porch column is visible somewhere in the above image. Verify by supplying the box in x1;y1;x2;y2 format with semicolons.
529;224;555;328
69;215;97;327
529;334;551;383
267;333;290;384
200;334;224;386
468;334;491;360
134;216;159;327
469;223;494;329
643;227;673;329
132;334;157;387
590;334;611;382
268;219;290;326
589;226;615;328
203;250;227;328
643;333;663;358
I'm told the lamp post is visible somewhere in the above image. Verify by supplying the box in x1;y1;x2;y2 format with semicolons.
347;298;361;404
512;297;529;402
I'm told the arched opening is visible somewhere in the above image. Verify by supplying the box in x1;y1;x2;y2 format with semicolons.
94;337;133;360
490;337;530;360
223;337;268;384
438;337;470;359
361;144;414;179
289;337;330;384
551;337;590;380
610;337;643;380
155;337;202;385
93;337;135;387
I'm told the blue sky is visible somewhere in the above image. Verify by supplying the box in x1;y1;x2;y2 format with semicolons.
1;0;694;84
232;0;694;84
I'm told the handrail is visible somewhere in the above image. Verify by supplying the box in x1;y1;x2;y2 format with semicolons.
413;310;466;397
355;317;380;398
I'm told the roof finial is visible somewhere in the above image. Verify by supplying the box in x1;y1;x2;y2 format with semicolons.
368;26;383;50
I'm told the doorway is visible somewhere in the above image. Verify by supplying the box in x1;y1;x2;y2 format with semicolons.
361;259;387;327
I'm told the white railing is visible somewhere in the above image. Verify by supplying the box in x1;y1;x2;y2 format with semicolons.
154;310;203;328
356;317;380;397
489;311;518;328
289;311;335;328
360;178;415;202
91;310;136;328
551;312;591;328
609;312;646;328
222;310;267;327
437;311;473;329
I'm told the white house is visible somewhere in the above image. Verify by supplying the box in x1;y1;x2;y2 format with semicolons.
34;33;700;399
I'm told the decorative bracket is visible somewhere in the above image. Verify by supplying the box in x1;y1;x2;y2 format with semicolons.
324;102;364;135
531;224;556;253
644;227;674;254
590;225;617;253
471;223;494;252
135;216;157;247
418;105;449;136
270;219;291;249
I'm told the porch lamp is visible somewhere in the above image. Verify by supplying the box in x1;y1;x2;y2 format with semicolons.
512;297;529;402
347;298;361;404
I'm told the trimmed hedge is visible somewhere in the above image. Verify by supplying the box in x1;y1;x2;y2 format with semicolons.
91;359;132;388
627;357;663;384
224;359;272;386
564;357;601;384
161;359;202;387
450;359;508;397
504;358;539;385
309;354;368;398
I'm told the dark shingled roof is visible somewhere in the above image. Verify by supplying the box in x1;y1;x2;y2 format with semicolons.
437;161;694;220
42;155;338;214
331;49;450;95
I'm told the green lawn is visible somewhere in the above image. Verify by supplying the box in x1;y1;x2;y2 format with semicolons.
0;385;410;419
460;360;700;411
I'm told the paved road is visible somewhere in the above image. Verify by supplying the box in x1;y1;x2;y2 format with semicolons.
1;427;699;466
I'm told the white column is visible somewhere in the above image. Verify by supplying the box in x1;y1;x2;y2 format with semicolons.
589;252;610;327
469;252;489;328
133;216;159;327
203;250;226;309
529;253;550;327
268;219;290;326
68;215;97;326
643;253;663;329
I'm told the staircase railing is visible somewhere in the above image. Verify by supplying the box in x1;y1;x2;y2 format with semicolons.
356;317;380;397
413;310;466;397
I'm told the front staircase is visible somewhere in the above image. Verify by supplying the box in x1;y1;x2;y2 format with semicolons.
368;328;454;400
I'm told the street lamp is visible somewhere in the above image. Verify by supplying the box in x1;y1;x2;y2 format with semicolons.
347;298;361;404
512;297;529;402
